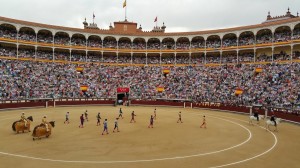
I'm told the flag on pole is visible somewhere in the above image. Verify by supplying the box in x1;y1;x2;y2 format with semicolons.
93;13;95;19
154;16;157;22
123;0;126;8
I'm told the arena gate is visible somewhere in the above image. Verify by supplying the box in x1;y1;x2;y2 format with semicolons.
116;87;130;106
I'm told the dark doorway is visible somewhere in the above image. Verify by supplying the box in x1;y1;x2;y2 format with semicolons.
117;93;125;105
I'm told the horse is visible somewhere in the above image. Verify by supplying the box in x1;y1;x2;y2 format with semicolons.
32;121;55;140
12;116;33;133
266;118;281;132
249;115;265;125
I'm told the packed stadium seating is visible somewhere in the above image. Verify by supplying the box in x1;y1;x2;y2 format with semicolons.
0;58;299;110
0;11;300;114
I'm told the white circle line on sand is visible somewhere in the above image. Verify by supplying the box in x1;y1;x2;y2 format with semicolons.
202;113;278;168
0;114;252;164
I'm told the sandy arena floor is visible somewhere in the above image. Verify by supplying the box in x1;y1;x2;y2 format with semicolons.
0;105;299;168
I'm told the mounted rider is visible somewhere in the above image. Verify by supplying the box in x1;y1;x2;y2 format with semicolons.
21;112;28;127
253;111;259;121
270;114;277;126
42;116;49;132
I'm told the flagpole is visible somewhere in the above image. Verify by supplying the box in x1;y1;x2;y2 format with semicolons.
125;6;127;21
93;12;95;24
123;0;127;21
125;0;127;21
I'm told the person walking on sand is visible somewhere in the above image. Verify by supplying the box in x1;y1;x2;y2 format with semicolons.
177;111;183;123
200;115;207;129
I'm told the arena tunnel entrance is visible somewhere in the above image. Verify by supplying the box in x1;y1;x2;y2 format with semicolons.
116;87;130;106
117;93;126;105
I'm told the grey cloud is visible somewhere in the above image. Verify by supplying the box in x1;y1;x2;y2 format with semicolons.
0;0;299;32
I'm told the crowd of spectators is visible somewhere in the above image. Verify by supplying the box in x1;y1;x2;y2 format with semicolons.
273;51;291;61
238;53;254;63
256;54;273;62
1;59;299;109
239;36;255;46
18;32;35;42
132;56;146;64
54;36;70;45
118;42;131;49
132;42;146;50
147;42;160;50
206;40;221;48
191;41;205;49
102;55;117;63
176;42;190;50
71;38;86;46
36;50;53;60
18;48;35;58
37;34;53;43
274;32;291;42
191;56;205;64
161;56;174;64
147;56;160;64
176;56;190;64
222;39;237;47
87;39;102;48
2;46;299;63
221;55;237;63
206;55;221;63
2;28;300;50
71;54;86;62
103;40;117;49
118;56;132;63
256;34;272;44
292;29;300;40
293;51;300;59
87;54;102;62
0;27;17;39
0;46;16;57
55;52;69;61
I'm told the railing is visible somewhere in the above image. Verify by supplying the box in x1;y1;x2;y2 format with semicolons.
1;98;298;123
131;100;300;123
0;98;115;109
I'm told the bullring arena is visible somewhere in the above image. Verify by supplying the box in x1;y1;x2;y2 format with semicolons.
1;3;300;168
0;105;300;168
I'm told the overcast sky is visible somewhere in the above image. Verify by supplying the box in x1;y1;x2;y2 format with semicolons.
0;0;299;32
